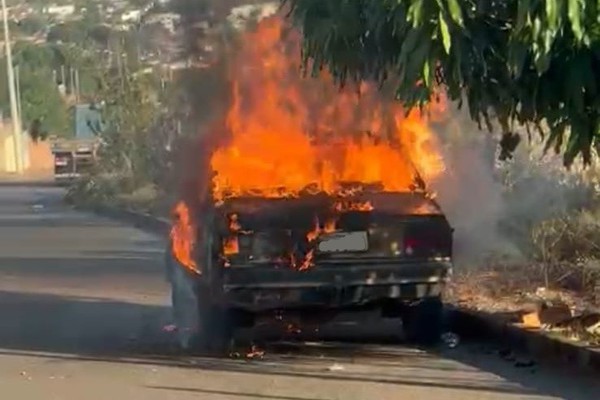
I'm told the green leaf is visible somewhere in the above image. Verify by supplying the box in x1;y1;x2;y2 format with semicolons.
446;0;463;26
516;0;531;31
423;59;431;87
508;42;528;78
439;12;451;54
568;0;584;41
545;0;558;30
408;0;424;28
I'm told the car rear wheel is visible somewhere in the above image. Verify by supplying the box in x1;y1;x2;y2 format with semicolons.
402;296;443;346
167;249;233;355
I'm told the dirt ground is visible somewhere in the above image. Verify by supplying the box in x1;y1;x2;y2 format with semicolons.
0;184;599;400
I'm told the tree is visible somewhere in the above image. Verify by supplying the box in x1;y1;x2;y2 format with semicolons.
14;63;71;137
95;64;163;186
0;42;72;136
283;0;600;166
16;15;47;36
47;21;89;44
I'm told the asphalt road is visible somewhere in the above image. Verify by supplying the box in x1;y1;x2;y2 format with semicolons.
0;185;598;400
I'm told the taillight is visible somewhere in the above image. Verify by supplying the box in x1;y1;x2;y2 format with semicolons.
403;237;419;256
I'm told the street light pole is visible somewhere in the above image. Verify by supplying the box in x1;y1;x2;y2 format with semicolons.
15;64;21;122
1;0;23;173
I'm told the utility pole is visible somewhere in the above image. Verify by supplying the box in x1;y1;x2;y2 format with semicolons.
2;0;23;173
15;64;21;123
74;68;80;102
69;66;74;96
61;65;66;89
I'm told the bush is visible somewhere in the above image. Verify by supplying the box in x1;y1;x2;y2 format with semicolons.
530;209;600;296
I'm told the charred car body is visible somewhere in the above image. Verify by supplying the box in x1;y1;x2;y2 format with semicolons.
168;188;453;352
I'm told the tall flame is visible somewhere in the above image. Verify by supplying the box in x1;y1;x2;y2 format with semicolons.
171;14;449;273
170;201;199;274
210;16;446;201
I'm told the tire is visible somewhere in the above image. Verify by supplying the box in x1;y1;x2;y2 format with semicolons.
198;302;235;355
403;296;443;346
167;246;234;355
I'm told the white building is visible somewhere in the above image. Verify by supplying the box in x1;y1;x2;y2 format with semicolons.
43;5;76;17
227;2;279;30
121;9;142;23
144;13;180;35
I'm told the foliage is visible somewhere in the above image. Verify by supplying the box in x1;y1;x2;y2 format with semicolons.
46;20;136;53
0;41;110;137
0;21;146;135
0;43;72;136
531;210;600;262
16;15;47;36
47;21;90;44
530;209;600;292
94;64;163;186
19;67;71;138
283;0;600;166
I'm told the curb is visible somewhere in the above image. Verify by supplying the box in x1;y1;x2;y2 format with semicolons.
447;306;600;372
81;204;170;236
84;204;600;373
0;180;58;187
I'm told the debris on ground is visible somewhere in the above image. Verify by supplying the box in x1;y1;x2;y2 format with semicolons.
514;359;537;368
498;348;516;362
449;268;600;345
514;301;600;344
441;332;460;348
521;311;542;329
547;312;600;344
162;324;177;333
326;363;345;372
245;345;265;360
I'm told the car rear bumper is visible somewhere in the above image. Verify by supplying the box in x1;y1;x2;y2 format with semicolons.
217;261;452;312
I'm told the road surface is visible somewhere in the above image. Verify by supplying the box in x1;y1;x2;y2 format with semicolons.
0;185;598;400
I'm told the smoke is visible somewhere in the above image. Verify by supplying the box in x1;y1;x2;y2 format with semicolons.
428;108;514;265
429;105;592;267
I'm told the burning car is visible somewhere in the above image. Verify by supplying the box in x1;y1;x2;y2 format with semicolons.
166;15;452;352
168;188;452;352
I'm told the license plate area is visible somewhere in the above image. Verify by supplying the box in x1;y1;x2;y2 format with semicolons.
253;289;302;304
318;231;369;253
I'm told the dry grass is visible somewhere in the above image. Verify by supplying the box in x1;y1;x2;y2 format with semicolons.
449;262;599;315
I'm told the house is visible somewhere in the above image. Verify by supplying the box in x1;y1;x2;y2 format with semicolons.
144;12;180;35
121;9;142;23
43;5;76;18
227;2;279;30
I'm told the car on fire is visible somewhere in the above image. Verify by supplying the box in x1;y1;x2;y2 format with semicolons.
166;186;453;353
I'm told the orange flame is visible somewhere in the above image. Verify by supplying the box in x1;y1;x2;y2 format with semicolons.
333;200;374;212
222;236;239;255
229;213;242;232
170;201;200;274
173;15;448;271
209;16;446;202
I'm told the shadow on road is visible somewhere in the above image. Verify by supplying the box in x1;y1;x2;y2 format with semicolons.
0;290;597;398
0;290;168;356
147;387;323;400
